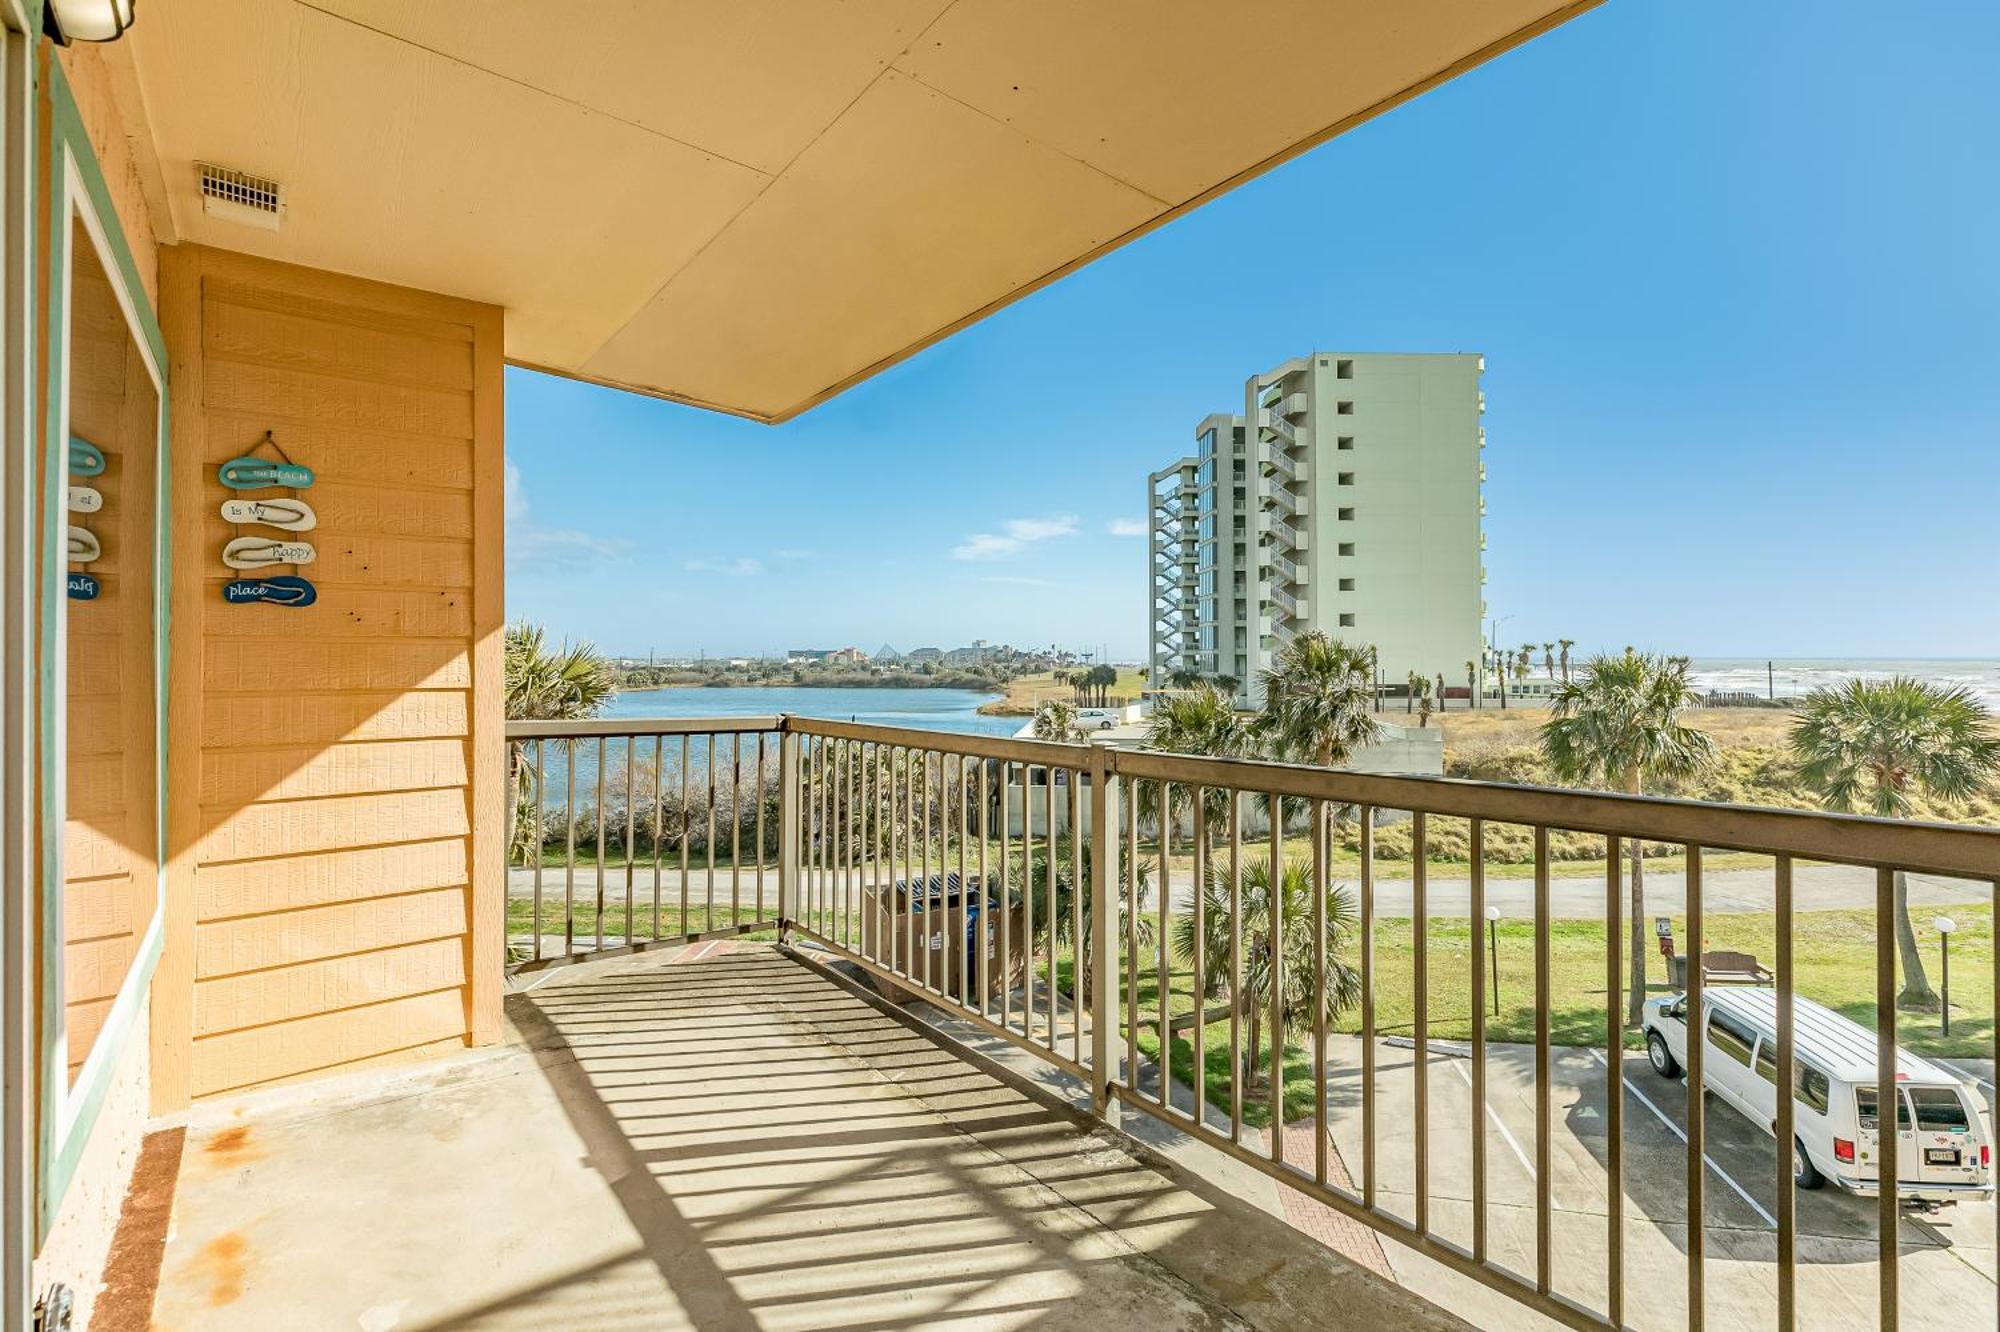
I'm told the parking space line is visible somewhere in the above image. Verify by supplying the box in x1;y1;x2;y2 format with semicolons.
1448;1056;1556;1207
1588;1049;1777;1229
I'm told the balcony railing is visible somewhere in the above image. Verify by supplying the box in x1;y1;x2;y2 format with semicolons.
504;714;2000;1332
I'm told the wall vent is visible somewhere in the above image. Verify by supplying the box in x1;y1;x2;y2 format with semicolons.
197;163;284;231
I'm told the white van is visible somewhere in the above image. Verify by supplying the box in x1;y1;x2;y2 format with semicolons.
1643;987;1992;1209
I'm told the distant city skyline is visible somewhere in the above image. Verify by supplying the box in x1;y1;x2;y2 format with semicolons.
506;0;1999;661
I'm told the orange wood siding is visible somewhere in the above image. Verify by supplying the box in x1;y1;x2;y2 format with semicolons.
154;246;503;1106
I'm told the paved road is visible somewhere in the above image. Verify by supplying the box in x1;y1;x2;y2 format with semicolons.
1136;862;1991;919
1323;1036;1999;1330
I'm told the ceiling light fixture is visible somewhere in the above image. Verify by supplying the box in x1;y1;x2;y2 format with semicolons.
46;0;136;45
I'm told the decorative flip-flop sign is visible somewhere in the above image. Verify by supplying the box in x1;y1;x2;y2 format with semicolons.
219;431;318;608
66;435;103;600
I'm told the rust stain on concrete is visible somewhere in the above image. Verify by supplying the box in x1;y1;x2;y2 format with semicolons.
190;1232;249;1307
202;1125;261;1168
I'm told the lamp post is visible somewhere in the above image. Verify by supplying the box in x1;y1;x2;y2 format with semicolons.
1485;905;1502;1016
1935;916;1956;1036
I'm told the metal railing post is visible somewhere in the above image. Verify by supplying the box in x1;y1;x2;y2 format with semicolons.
1089;747;1118;1120
777;718;799;944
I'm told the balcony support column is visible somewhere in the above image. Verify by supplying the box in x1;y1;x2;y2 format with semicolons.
777;720;800;944
1089;748;1119;1123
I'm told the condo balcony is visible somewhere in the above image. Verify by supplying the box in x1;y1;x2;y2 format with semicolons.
24;7;1990;1332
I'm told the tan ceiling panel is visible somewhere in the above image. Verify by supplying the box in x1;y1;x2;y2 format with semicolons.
896;0;1588;204
132;0;768;368
304;0;955;175
129;0;1597;420
579;69;1161;418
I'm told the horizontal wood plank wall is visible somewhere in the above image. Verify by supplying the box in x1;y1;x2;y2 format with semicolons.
62;226;161;1084
153;246;503;1108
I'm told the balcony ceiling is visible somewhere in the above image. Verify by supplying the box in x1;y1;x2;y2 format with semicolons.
131;0;1595;422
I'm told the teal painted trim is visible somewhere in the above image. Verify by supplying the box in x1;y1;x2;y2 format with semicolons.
45;67;162;367
40;912;159;1226
35;56;170;1241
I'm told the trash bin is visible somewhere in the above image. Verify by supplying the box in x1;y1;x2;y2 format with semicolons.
862;873;1005;1004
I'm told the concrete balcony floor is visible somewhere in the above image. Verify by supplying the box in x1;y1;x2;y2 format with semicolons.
148;944;1468;1331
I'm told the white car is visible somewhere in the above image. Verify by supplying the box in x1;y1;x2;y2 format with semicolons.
1643;987;1991;1208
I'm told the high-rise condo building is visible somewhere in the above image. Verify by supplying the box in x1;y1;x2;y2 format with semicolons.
1149;353;1486;707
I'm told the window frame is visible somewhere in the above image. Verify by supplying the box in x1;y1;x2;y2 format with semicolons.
35;58;170;1240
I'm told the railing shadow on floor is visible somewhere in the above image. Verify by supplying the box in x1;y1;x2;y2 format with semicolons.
412;946;1351;1332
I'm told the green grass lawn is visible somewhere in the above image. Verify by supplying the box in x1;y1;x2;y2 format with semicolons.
1112;904;1993;1129
512;846;774;870
505;899;778;955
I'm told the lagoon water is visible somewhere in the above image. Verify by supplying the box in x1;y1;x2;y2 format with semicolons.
604;685;1021;738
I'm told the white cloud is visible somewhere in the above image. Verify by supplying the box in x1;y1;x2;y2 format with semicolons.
685;556;763;577
951;513;1079;561
1107;517;1148;537
505;458;633;571
1002;516;1078;542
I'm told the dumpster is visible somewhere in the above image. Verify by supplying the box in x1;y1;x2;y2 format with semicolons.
861;872;1012;1004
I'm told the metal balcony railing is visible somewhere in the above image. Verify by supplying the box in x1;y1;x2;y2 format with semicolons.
503;714;2000;1332
1261;484;1300;521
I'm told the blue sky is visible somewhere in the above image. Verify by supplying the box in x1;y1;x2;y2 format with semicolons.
506;1;2000;663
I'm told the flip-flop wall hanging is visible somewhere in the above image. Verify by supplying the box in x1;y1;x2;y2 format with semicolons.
66;526;99;563
219;497;316;531
223;576;316;608
222;536;316;570
68;436;104;477
67;485;102;513
218;457;314;490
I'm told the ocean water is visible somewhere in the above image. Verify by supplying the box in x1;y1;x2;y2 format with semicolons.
603;685;1022;738
1685;659;2000;711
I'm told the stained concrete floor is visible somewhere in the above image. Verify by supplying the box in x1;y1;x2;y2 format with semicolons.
148;943;1469;1331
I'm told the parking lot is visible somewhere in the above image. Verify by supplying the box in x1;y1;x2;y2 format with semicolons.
1321;1037;1999;1331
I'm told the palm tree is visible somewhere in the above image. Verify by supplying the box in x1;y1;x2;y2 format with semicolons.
1167;667;1205;690
1258;633;1379;769
1416;684;1435;729
1558;639;1575;684
1436;672;1448;717
1517;644;1535;682
1404;668;1423;715
1543;643;1556;680
1466;660;1479;709
505;623;617;863
1541;650;1716;1027
1495;651;1507;710
1175;855;1361;1093
1017;833;1151;1002
1789;679;2000;1010
1144;682;1252;836
1032;699;1084;743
